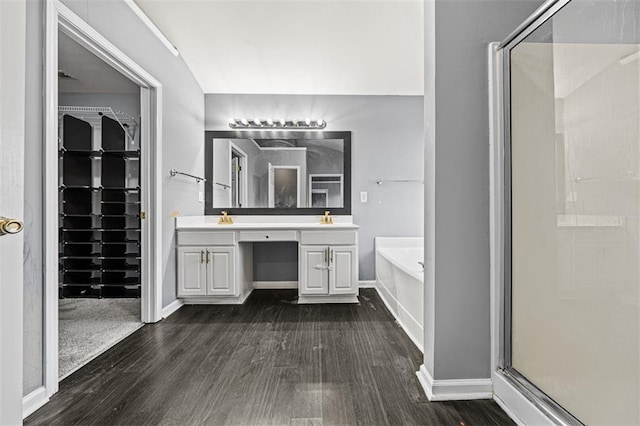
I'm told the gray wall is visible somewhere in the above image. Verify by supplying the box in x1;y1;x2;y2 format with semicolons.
205;94;424;281
23;0;204;395
423;0;545;381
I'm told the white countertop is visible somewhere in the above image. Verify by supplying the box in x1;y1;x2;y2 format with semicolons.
175;215;359;230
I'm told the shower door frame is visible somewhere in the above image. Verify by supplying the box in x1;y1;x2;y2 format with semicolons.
492;0;584;424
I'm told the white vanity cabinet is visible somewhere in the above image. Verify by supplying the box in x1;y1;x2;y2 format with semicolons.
175;217;359;304
298;230;358;303
177;246;236;297
299;245;357;298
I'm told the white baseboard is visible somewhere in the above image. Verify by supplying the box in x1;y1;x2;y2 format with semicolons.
492;371;555;425
253;281;298;289
358;280;376;288
374;280;424;352
23;386;49;419
416;364;493;401
161;299;184;319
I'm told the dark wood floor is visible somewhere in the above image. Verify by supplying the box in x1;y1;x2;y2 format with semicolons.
27;289;513;426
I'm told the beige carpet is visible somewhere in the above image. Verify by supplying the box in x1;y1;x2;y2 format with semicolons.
59;298;143;379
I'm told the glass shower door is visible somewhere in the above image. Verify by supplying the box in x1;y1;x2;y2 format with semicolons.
504;0;640;423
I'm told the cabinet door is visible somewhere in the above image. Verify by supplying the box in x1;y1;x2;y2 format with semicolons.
206;246;236;296
329;246;357;295
177;247;207;297
300;246;329;295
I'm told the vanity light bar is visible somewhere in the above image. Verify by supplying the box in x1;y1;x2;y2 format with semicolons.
228;118;326;129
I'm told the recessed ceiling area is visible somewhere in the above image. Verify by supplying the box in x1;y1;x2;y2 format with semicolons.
134;0;424;95
58;31;139;94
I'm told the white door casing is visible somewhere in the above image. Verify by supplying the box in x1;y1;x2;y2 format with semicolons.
0;0;26;423
44;0;164;404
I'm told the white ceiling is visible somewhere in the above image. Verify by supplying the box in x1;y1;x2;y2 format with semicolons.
58;31;140;94
134;0;424;95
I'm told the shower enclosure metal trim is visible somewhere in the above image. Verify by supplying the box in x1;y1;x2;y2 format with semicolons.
497;0;584;424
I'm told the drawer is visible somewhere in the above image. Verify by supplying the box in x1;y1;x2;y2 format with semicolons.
300;231;357;245
177;231;235;246
238;230;298;242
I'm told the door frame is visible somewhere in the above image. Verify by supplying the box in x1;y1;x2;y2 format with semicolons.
268;164;301;208
40;0;163;407
228;142;248;208
308;173;343;207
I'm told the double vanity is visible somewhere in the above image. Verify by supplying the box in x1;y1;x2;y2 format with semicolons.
176;130;358;304
176;215;359;304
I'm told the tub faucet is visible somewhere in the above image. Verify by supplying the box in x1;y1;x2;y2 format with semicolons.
218;211;233;225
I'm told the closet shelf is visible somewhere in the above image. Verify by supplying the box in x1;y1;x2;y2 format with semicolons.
60;255;141;260
59;213;140;218
62;241;141;245
59;186;140;191
61;228;141;232
59;148;140;157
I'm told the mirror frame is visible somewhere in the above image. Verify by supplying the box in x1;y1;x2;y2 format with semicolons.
204;130;352;215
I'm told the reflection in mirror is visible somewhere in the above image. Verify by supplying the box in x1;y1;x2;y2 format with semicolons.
205;131;350;214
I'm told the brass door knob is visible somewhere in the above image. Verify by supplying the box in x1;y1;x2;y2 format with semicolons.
0;216;24;235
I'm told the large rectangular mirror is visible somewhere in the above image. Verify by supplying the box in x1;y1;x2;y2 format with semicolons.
204;131;351;215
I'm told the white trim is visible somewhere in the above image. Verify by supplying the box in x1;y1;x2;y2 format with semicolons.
358;280;376;288
44;0;164;403
374;280;423;352
44;0;60;399
161;299;184;319
122;0;179;57
493;372;555;426
416;365;493;401
253;281;298;289
229;142;248;208
23;387;48;420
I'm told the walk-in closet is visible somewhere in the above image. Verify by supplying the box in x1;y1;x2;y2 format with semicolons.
57;31;143;378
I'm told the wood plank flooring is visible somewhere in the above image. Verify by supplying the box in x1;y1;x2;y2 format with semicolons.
26;289;514;426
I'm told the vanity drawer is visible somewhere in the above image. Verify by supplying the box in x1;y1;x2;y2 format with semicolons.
238;230;298;242
300;230;357;245
177;231;236;246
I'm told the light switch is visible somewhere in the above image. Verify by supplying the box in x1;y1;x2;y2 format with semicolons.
360;191;368;203
198;191;204;203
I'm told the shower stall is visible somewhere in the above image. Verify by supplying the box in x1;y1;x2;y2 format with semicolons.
494;0;640;424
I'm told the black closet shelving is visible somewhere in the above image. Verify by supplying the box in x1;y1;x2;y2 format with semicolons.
59;111;141;299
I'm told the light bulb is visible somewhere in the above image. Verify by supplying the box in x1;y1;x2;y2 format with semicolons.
266;118;274;126
254;118;262;126
228;118;237;127
305;118;311;126
316;119;324;127
279;118;286;127
240;118;249;126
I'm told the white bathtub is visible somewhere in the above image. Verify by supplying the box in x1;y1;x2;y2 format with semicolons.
375;237;424;352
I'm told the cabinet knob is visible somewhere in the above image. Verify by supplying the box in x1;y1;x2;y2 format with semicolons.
265;235;269;239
